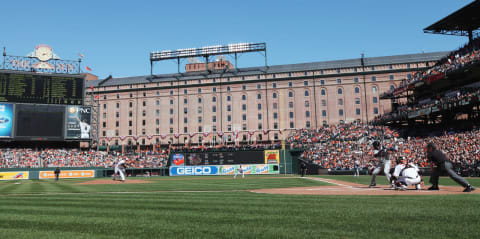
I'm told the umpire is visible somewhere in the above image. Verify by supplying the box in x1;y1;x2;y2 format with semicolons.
300;161;307;177
54;167;61;182
426;143;475;192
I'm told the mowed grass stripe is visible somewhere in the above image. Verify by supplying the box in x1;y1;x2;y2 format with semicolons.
0;181;24;193
0;177;329;195
1;191;480;238
0;176;479;238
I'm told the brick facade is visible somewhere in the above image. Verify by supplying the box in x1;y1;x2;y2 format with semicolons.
86;54;442;146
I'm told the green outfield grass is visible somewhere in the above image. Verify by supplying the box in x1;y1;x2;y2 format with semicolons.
0;175;479;239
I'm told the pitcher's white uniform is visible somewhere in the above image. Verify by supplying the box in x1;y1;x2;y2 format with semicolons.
115;159;126;182
393;163;421;190
112;161;118;180
353;159;361;177
234;165;245;179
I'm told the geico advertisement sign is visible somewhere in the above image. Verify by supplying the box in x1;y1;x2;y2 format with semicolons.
170;166;219;176
39;170;95;179
0;171;29;180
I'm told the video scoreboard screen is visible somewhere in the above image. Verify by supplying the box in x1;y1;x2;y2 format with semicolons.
0;102;92;141
15;104;64;140
0;72;84;105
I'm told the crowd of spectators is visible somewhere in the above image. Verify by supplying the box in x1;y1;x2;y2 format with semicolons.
0;142;281;169
375;87;480;123
392;37;480;90
289;123;480;176
2;122;479;177
376;37;480;124
0;148;169;169
289;123;398;169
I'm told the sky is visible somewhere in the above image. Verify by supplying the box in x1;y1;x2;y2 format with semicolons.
0;0;475;79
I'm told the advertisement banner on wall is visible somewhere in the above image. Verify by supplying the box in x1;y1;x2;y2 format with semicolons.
39;170;95;179
240;165;254;174
0;171;29;180
254;164;271;174
170;164;279;176
264;150;280;164
0;103;14;138
172;154;185;166
229;164;279;175
169;166;219;176
65;106;91;139
219;165;236;175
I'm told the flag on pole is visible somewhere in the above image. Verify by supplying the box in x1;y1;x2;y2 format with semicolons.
85;66;92;71
79;53;85;58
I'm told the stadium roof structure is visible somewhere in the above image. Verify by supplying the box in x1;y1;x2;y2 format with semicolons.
86;51;449;88
424;0;480;41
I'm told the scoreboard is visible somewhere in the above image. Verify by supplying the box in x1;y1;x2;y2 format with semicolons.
0;103;92;141
15;104;65;140
175;151;265;166
0;71;84;105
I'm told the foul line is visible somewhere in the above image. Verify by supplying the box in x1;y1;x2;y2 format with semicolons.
303;177;355;188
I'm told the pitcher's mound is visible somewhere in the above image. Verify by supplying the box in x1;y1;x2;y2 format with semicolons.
78;179;152;185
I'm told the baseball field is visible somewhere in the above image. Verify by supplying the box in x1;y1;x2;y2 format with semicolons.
1;175;479;239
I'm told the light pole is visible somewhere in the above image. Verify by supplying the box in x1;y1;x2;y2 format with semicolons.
361;53;369;123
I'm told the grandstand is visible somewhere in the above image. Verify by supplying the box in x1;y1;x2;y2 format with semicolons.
1;1;479;178
287;1;480;176
2;3;480;238
376;0;480;128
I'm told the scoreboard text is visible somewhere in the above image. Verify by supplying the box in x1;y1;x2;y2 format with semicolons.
0;72;84;105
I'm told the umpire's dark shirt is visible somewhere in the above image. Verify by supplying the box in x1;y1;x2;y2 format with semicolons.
427;149;448;165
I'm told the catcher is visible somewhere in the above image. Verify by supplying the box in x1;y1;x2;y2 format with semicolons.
391;157;422;190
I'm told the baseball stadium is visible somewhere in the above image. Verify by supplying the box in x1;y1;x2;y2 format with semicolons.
1;1;480;238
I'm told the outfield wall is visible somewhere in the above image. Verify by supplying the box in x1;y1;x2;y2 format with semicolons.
169;164;279;176
168;149;296;175
0;167;169;180
0;150;301;180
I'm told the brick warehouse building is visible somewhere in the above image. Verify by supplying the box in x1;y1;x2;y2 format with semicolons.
85;51;447;147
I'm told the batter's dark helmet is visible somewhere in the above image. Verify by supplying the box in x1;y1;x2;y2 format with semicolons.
426;143;436;150
372;141;381;150
396;157;406;164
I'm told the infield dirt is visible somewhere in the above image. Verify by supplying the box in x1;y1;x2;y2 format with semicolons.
78;179;153;185
251;177;479;195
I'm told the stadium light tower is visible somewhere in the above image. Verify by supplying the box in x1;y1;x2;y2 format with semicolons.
361;52;369;123
2;47;6;69
149;43;267;76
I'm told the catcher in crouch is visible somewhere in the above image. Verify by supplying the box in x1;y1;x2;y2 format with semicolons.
391;157;422;190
